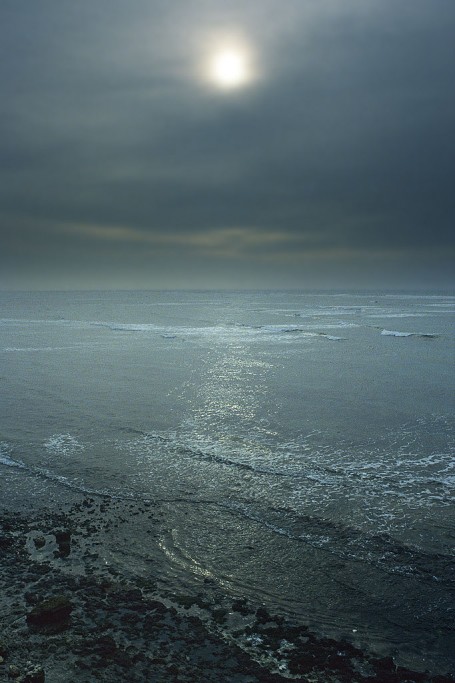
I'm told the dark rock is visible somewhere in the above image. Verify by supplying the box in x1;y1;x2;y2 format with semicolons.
0;534;14;549
26;595;72;629
22;665;45;682
143;614;160;634
54;530;71;557
174;594;198;609
97;578;113;592
396;666;428;682
75;659;91;670
372;656;396;672
288;651;319;675
213;608;228;624
33;536;46;549
194;593;211;609
326;652;353;674
8;665;21;678
120;611;140;625
255;606;271;623
54;530;71;544
122;588;142;602
166;664;179;675
93;636;117;657
147;600;166;615
232;598;250;615
337;638;365;659
24;592;39;605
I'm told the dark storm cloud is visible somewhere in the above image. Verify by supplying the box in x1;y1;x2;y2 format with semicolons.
1;0;454;288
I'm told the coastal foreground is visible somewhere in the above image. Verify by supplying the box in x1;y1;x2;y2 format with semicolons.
1;496;453;683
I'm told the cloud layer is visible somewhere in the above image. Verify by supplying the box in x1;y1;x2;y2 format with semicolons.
1;0;454;289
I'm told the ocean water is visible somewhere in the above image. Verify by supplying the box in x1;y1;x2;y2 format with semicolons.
1;289;454;673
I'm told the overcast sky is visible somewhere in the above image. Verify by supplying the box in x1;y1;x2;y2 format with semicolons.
1;0;454;290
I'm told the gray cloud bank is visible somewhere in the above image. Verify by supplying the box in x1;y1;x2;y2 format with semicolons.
1;0;454;289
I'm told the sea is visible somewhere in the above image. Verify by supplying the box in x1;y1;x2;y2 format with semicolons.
1;289;454;674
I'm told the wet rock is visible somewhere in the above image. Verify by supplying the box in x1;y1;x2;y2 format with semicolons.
213;608;228;624
8;664;20;678
147;600;167;615
93;635;117;658
54;530;71;544
232;598;250;615
325;651;353;675
288;651;319;675
33;536;46;549
174;594;200;609
54;530;71;557
255;606;271;623
120;611;140;625
396;666;428;682
22;664;45;682
372;655;396;672
24;592;39;605
0;534;14;549
26;595;72;630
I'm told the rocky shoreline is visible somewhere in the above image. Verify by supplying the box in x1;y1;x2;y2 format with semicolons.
1;497;454;683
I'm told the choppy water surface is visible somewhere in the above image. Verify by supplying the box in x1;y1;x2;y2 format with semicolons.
1;290;454;673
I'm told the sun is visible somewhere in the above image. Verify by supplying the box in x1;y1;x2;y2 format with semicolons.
199;34;256;91
207;43;254;90
209;48;252;89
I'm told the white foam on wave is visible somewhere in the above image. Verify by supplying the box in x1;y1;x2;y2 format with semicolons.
369;313;427;318
44;434;85;456
0;440;121;498
2;346;76;352
260;325;313;334
427;302;455;308
0;455;27;468
129;416;454;529
0;443;26;469
298;321;359;330
94;322;162;332
241;326;347;341
384;294;455;299
381;330;413;337
293;307;363;317
0;315;354;345
128;421;452;504
93;320;345;345
0;318;75;326
381;329;439;338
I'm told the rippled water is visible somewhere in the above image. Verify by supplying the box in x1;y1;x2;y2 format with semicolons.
1;289;454;672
